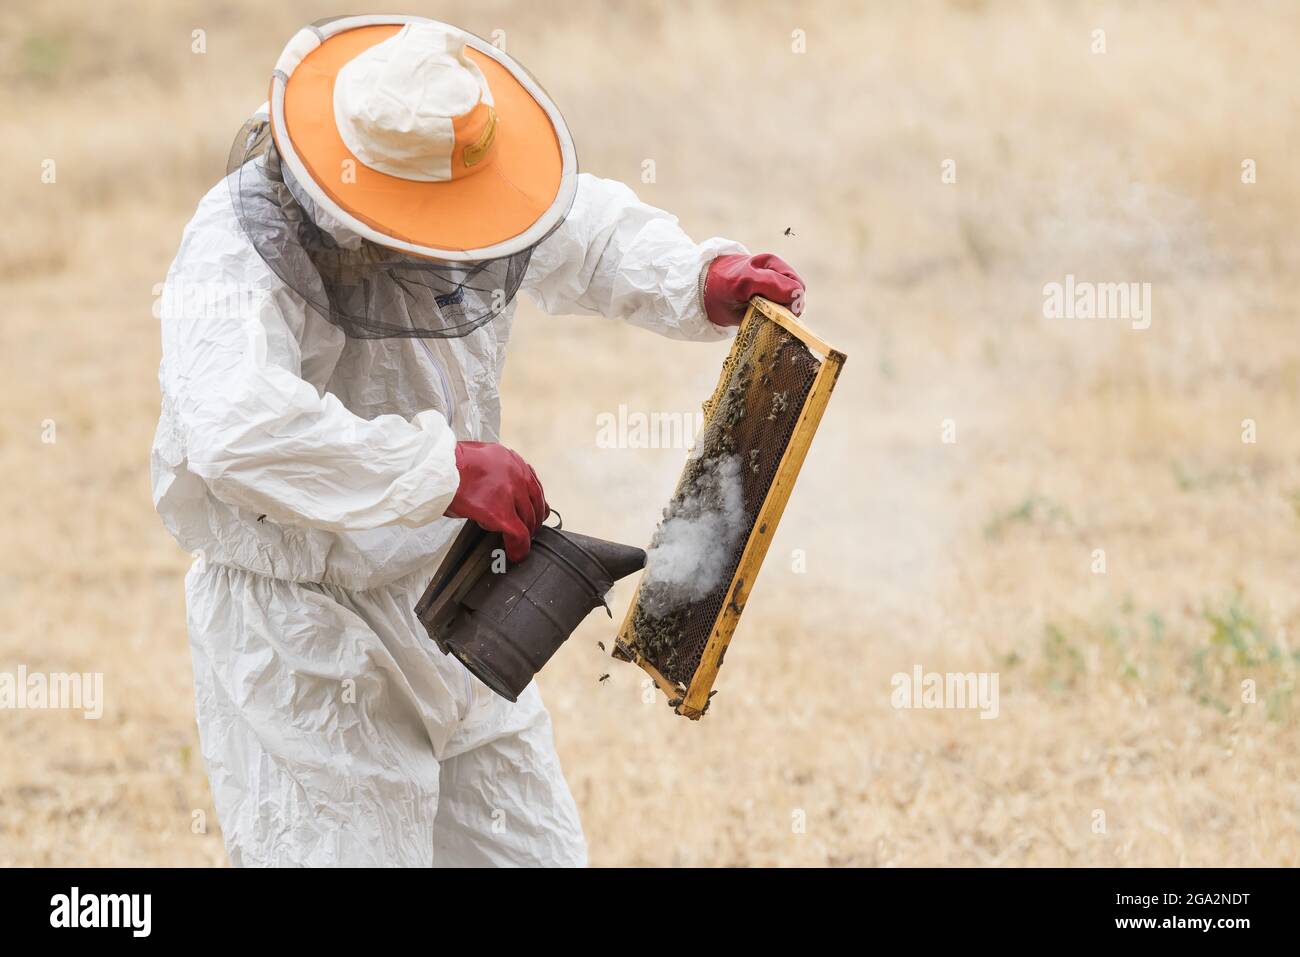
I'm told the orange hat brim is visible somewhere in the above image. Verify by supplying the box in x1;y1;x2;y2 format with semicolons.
277;23;566;257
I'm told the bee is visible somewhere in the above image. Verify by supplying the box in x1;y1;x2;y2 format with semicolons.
768;390;789;421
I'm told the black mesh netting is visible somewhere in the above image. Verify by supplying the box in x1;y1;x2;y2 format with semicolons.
227;115;533;339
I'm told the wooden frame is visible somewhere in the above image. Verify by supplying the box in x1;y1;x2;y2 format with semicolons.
613;296;846;718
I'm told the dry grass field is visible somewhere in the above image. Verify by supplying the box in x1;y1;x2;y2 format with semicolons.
1;0;1297;866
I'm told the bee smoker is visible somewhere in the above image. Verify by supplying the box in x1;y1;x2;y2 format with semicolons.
414;515;645;702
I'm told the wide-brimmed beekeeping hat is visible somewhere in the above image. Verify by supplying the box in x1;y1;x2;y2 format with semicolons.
225;15;577;339
262;14;576;262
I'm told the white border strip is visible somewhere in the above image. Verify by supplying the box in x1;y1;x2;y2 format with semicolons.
270;14;578;264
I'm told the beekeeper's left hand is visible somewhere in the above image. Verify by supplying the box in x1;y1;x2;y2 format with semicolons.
702;253;806;327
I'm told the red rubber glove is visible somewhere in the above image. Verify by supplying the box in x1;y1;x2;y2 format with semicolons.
703;253;805;327
444;441;548;563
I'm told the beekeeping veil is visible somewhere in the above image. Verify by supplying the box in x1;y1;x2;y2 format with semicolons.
227;15;577;339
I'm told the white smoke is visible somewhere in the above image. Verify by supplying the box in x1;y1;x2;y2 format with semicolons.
639;453;746;618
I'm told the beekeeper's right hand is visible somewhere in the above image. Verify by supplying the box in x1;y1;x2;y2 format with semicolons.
445;441;548;562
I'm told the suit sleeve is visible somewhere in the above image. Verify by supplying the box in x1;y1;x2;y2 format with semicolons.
520;173;749;341
157;191;459;531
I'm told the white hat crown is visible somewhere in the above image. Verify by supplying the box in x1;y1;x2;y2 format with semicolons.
333;22;494;182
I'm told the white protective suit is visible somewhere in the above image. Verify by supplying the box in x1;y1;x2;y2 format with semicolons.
151;146;745;866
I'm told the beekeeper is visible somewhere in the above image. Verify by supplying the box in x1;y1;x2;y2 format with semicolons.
151;14;805;867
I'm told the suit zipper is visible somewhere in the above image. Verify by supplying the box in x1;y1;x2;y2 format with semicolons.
417;338;456;429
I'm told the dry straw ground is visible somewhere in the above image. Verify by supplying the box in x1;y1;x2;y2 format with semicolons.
1;0;1297;866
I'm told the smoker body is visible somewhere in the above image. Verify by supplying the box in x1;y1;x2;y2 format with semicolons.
415;519;645;701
